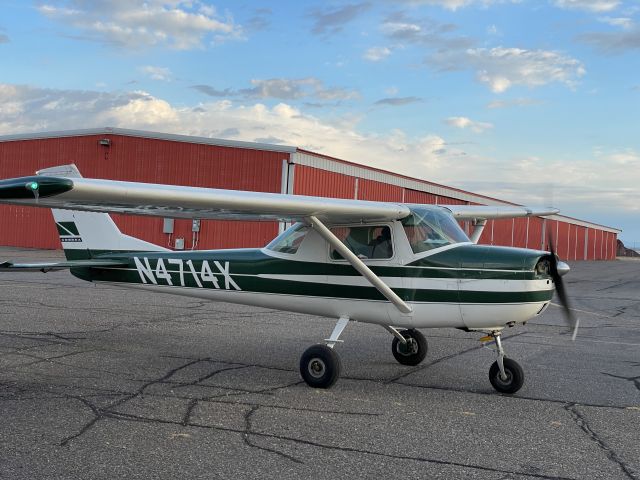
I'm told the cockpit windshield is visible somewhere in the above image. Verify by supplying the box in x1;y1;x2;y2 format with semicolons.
265;223;309;254
402;206;470;254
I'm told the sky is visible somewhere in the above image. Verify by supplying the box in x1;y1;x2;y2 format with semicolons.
0;0;638;244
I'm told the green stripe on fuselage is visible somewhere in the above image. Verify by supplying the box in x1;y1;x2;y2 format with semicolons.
71;245;553;304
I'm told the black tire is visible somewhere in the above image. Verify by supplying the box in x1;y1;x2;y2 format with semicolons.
300;344;341;389
391;329;428;366
489;358;524;394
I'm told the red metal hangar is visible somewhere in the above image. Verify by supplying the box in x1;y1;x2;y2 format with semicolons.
0;128;620;260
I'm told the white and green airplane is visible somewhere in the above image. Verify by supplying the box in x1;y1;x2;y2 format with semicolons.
0;164;576;394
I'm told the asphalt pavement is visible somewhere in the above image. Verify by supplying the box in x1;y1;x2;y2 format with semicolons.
0;246;638;479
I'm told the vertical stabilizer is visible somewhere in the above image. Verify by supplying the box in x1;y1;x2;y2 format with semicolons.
37;165;168;260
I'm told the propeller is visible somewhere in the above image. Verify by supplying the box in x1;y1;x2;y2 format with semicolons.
547;234;579;340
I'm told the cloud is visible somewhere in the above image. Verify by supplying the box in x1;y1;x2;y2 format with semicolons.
37;0;242;50
374;96;423;106
598;16;633;29
191;85;233;97
364;46;392;62
579;27;640;53
430;47;586;92
552;0;620;12
140;65;172;81
396;0;520;10
308;3;371;36
0;83;176;133
192;77;359;102
0;33;9;44
381;12;473;50
246;7;272;32
445;116;494;133
487;97;542;108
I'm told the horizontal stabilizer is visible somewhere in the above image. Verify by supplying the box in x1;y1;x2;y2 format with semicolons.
0;259;128;273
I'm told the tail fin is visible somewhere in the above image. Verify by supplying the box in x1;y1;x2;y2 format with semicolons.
52;209;168;260
38;165;168;260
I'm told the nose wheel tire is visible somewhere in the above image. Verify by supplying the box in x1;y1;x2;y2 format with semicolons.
391;329;428;366
300;344;341;389
489;358;524;394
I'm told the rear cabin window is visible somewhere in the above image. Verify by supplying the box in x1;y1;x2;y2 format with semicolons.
266;224;309;254
329;225;393;260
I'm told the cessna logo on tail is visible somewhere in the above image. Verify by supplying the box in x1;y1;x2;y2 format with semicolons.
56;221;82;243
134;257;241;291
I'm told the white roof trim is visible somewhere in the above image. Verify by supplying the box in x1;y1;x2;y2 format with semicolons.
0;127;298;153
292;152;513;207
546;215;621;234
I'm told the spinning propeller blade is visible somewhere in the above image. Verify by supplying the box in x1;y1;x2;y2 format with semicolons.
547;234;579;340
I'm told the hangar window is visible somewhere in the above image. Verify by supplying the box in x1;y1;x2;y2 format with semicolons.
402;207;469;254
266;223;309;254
329;225;393;260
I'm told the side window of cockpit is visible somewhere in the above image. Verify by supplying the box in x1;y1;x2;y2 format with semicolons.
266;224;309;254
329;225;393;260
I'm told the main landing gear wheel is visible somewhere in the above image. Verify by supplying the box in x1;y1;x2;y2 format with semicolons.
391;329;428;366
489;358;524;394
300;344;341;389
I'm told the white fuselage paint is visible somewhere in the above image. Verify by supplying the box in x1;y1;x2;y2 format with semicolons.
96;279;550;330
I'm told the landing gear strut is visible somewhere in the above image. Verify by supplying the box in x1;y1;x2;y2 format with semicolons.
486;331;524;394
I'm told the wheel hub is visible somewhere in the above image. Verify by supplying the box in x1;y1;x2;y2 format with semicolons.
308;357;326;378
495;370;513;386
398;338;418;356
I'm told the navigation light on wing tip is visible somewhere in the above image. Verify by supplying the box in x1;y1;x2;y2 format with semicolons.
25;181;39;201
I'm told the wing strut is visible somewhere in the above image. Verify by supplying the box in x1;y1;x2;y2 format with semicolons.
469;219;487;244
307;216;412;315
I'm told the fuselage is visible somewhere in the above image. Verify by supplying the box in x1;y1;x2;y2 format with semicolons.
71;242;554;330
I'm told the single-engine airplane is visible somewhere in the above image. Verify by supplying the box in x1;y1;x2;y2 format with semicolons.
0;164;577;394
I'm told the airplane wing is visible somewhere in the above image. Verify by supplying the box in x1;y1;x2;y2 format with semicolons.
442;205;559;220
0;164;558;224
0;165;410;224
0;259;128;272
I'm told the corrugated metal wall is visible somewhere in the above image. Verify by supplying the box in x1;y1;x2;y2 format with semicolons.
293;165;355;199
0;134;284;249
357;179;403;202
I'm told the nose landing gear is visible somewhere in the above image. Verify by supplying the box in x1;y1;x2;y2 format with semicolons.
483;331;524;394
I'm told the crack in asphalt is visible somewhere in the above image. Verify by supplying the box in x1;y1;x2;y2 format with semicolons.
602;372;640;393
58;401;576;479
242;405;304;464
564;403;638;480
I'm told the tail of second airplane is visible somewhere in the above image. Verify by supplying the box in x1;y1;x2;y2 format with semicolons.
39;165;168;260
